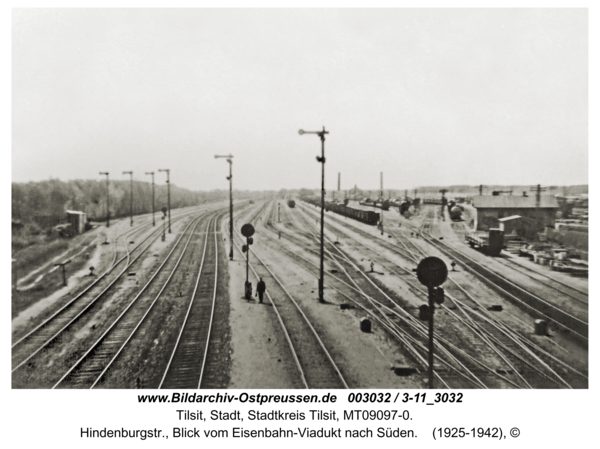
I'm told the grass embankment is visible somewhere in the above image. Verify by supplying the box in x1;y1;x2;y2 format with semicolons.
11;245;97;319
12;227;101;319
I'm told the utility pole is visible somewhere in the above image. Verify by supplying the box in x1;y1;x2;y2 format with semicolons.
439;189;448;221
145;172;155;226
299;126;329;303
158;169;171;233
123;171;133;226
99;172;110;227
530;184;546;208
380;172;384;235
215;155;234;260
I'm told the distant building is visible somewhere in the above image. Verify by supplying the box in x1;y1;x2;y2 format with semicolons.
66;210;87;234
472;196;558;231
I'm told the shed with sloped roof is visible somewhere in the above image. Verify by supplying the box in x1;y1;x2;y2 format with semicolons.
472;195;558;231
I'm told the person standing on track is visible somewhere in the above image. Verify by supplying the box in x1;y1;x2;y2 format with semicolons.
256;278;266;303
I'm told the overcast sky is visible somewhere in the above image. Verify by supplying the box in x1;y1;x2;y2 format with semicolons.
12;8;588;192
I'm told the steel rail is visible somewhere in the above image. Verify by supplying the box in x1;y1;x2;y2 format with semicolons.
157;213;219;389
291;206;491;388
292;205;559;388
12;207;207;351
259;216;505;388
238;204;347;389
53;213;208;389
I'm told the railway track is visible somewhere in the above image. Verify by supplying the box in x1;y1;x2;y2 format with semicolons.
308;202;589;346
265;204;488;388
424;236;588;344
158;213;221;389
235;201;348;389
52;212;211;389
11;212;196;374
293;202;587;388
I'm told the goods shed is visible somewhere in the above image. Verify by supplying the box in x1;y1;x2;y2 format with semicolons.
472;196;558;231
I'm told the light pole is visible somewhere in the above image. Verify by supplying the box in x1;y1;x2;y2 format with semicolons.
299;126;329;303
99;172;110;227
215;154;234;260
158;169;171;233
123;171;133;226
145;172;155;226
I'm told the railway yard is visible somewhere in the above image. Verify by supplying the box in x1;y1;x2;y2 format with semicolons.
11;199;588;389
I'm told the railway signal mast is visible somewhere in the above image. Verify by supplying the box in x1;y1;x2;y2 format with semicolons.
298;126;329;303
123;171;134;226
241;223;255;300
158;169;171;233
380;172;384;235
215;154;234;260
145;172;155;226
99;172;110;227
416;256;448;389
439;188;448;221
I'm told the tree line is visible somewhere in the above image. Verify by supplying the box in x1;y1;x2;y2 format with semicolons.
12;178;231;230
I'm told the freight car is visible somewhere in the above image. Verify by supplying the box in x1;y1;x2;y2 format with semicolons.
326;202;380;225
301;197;380;225
422;198;443;205
359;198;390;211
288;200;296;208
465;229;504;257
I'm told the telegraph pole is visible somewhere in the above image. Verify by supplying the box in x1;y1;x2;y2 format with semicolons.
99;172;110;227
299;126;329;303
215;155;234;260
439;189;448;221
123;171;133;226
530;184;546;208
158;169;171;233
145;172;155;226
380;172;384;235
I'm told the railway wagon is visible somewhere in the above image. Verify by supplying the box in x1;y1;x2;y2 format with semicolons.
359;199;390;211
326;202;380;225
301;197;380;225
287;200;296;208
422;198;443;205
465;229;504;256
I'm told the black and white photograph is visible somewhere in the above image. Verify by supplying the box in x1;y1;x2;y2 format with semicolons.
7;4;595;445
8;2;598;448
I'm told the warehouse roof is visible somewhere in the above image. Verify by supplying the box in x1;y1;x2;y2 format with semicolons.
473;196;558;209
